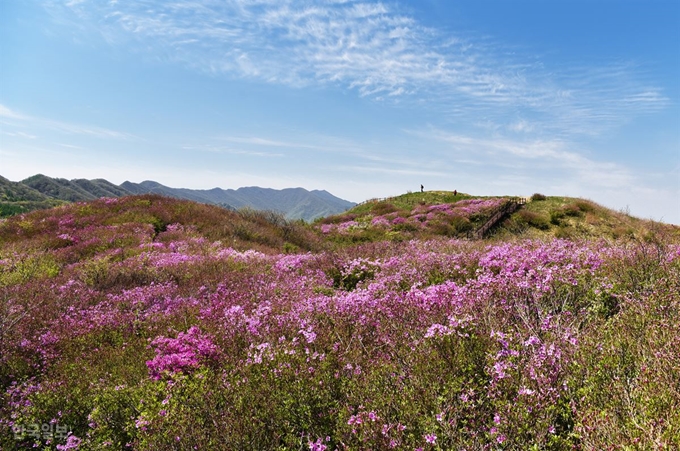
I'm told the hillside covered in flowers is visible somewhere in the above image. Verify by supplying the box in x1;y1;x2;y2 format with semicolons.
1;194;678;450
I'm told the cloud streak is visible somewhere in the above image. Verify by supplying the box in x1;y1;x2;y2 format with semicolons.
417;128;638;191
44;0;667;136
0;104;30;120
181;145;285;157
0;104;134;140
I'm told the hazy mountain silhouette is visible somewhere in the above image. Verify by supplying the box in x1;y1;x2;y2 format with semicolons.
1;174;355;221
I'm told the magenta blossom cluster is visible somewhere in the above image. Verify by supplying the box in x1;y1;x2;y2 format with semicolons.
320;197;508;235
2;196;678;450
146;327;220;380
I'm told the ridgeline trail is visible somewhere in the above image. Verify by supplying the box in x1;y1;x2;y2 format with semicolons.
469;197;526;239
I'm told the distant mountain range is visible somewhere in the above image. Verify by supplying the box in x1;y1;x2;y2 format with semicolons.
0;174;355;221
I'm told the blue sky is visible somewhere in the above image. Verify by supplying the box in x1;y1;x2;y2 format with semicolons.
1;0;679;223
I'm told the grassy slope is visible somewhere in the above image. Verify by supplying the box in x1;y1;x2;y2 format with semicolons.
0;176;67;217
329;191;678;243
1;190;676;248
495;195;679;241
1;192;678;450
347;190;477;216
1;192;679;450
0;195;321;256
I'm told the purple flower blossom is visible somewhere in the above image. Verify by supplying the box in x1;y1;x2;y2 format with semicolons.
371;216;392;227
308;438;327;451
320;224;333;234
3;198;672;451
56;435;82;451
146;327;220;380
524;335;541;347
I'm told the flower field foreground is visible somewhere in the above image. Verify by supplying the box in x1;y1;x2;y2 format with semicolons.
1;196;679;450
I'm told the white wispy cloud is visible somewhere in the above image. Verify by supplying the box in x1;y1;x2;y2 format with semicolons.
181;145;284;157
44;120;134;139
339;165;448;177
413;128;638;191
215;133;394;158
0;104;30;120
0;103;135;140
217;136;321;149
57;143;84;149
508;120;534;133
1;131;38;139
44;0;667;136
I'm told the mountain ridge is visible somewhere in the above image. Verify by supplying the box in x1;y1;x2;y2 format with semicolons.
1;174;355;221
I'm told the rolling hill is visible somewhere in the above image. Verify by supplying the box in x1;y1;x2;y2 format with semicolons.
317;190;679;243
0;191;677;450
119;181;355;221
0;174;355;221
0;175;66;216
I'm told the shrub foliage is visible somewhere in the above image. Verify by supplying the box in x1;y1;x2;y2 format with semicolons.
0;195;678;450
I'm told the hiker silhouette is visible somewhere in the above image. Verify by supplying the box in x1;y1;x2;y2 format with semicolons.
421;184;424;193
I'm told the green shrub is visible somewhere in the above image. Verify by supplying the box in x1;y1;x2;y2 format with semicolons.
573;200;595;213
611;226;634;239
518;210;550;230
371;202;399;216
282;242;300;254
562;203;583;218
573;265;680;448
531;193;547;201
428;221;455;237
554;226;575;240
0;253;61;287
393;222;419;233
449;216;473;234
550;209;565;225
328;260;379;291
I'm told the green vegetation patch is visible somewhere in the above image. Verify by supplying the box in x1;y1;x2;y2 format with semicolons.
0;192;679;450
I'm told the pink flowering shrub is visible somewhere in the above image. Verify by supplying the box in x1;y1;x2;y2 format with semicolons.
371;216;391;227
146;327;220;380
318;197;508;240
1;196;679;450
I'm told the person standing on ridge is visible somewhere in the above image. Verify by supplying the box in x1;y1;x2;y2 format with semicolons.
421;184;424;193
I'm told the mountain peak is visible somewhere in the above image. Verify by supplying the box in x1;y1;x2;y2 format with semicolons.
2;174;357;221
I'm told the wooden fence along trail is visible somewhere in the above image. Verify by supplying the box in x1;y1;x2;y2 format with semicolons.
469;197;526;240
356;194;527;240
